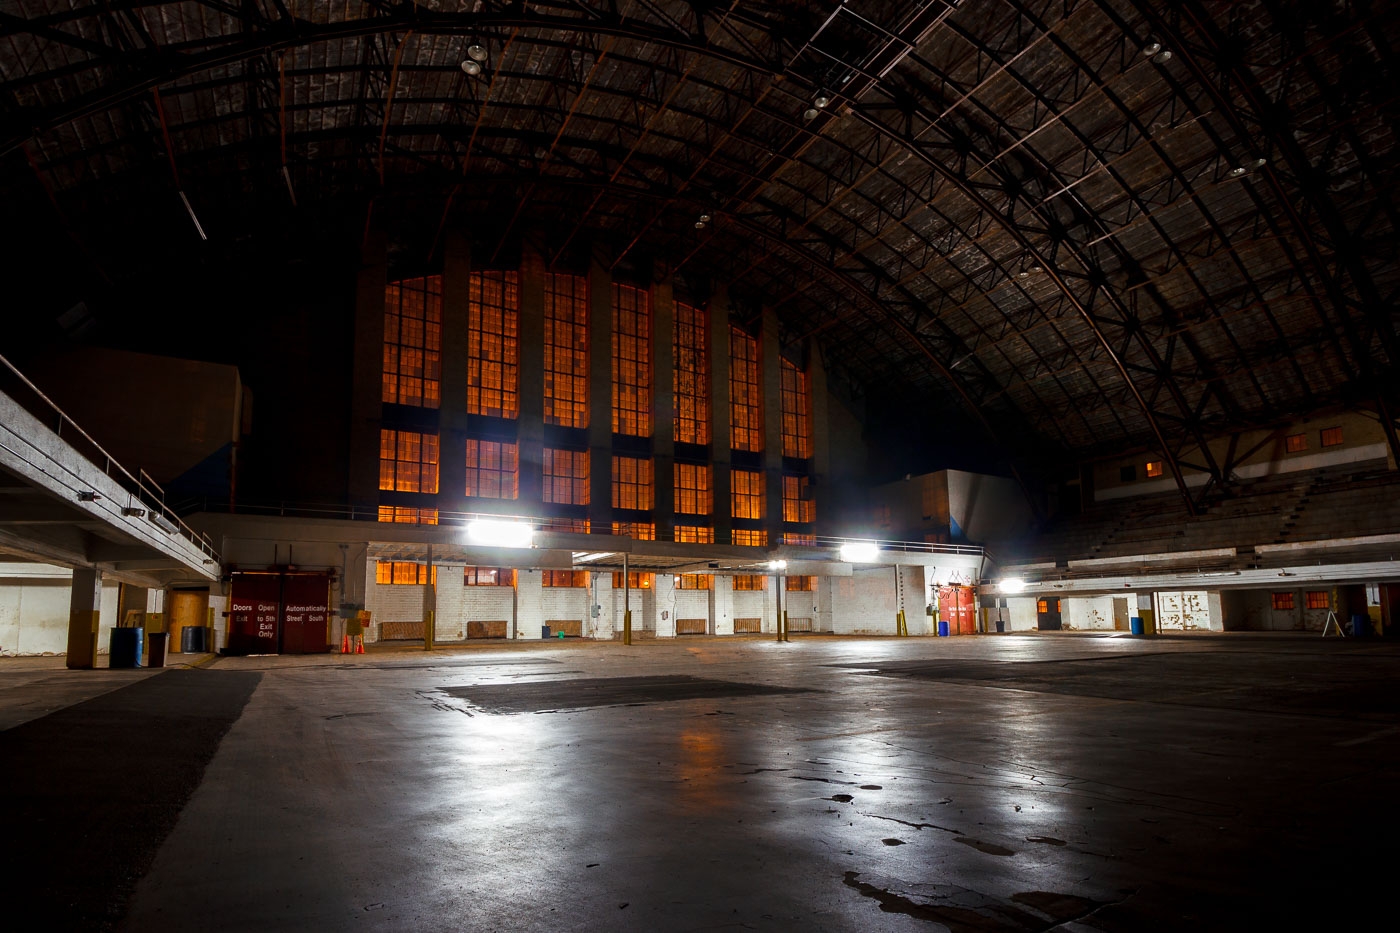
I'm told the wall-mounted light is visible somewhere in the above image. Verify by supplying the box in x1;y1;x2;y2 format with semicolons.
121;507;146;517
149;512;177;534
77;490;101;502
839;542;879;562
767;560;788;571
464;520;534;548
998;577;1026;594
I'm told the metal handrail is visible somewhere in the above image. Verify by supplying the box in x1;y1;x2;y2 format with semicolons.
0;352;220;563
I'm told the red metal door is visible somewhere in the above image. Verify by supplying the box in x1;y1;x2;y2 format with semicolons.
228;573;280;655
280;573;331;654
937;587;977;635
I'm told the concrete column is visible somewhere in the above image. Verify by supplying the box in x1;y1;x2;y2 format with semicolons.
713;575;734;635
594;571;614;639
518;244;547;511
709;290;732;544
439;231;472;515
653;280;675;540
349;232;387;515
66;567;102;669
516;569;543;640
809;342;831;534
761;308;783;543
815;576;834;634
588;248;613;532
654;573;676;637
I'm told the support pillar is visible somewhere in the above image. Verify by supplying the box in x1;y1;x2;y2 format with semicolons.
423;545;436;651
66;567;102;669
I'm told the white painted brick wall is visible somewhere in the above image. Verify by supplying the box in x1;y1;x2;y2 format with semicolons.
830;566;899;634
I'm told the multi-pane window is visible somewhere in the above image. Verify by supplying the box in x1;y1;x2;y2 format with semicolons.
1271;592;1295;610
612;571;655;589
379;430;439;493
1145;461;1163;478
783;474;814;523
544;273;589;427
543;448;590;505
612;456;654;511
782;532;816;546
780;357;811;459
543;518;591;533
378;506;438;525
1321;426;1343;448
612;283;652;436
543;570;588;587
375;562;436;585
676;573;713;589
612;522;656;540
786;576;816;591
467;271;519;418
733;529;766;546
465;439;518;499
732;469;765;520
1286;433;1307;453
1305;591;1330;609
729;325;763;451
675;525;714;544
732;575;766;590
674;301;710;444
464;567;515;586
383;276;442;408
675;463;713;515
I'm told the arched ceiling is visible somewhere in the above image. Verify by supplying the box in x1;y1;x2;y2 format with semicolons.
2;0;1397;504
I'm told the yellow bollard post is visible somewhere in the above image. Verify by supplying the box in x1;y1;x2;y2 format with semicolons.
782;610;789;643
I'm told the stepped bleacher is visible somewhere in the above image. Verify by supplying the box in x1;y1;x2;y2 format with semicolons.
1004;465;1400;570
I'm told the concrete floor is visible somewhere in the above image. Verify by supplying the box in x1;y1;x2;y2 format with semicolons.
4;633;1396;931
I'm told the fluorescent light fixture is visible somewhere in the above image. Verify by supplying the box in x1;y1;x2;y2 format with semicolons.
465;520;533;548
998;577;1026;595
572;551;613;564
839;542;879;562
767;560;787;571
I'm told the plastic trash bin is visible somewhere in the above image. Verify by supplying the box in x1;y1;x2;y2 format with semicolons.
110;627;143;668
1130;616;1144;635
1351;613;1369;638
541;624;551;639
937;620;949;637
147;632;167;668
180;626;208;654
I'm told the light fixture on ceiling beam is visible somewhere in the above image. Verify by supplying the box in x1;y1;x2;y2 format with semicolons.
699;213;711;224
467;43;489;63
461;59;483;76
803;107;820;122
1141;41;1162;56
1153;49;1173;64
814;92;831;109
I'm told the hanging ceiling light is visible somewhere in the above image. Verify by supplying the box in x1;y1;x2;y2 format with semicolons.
1141;41;1162;56
814;93;831;109
467;43;489;63
803;107;820;122
695;220;706;230
699;213;711;223
461;59;482;76
1153;49;1173;64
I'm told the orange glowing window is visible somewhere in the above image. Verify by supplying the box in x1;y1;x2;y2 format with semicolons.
463;567;515;586
1285;433;1307;453
1145;461;1163;478
1271;592;1294;610
674;525;715;544
377;506;439;525
733;528;766;547
1305;591;1329;610
780;357;812;459
729;325;763;452
383;276;442;408
731;469;765;520
782;532;815;546
732;575;766;591
612;456;654;511
542;570;588;587
1321;426;1343;448
676;573;713;590
467;271;519;418
612;283;652;436
785;576;816;591
675;463;713;516
465;439;518;500
612;521;656;540
543;518;590;533
544;273;589;427
612;571;655;589
674;301;711;445
783;474;814;523
543;448;590;505
375;561;437;585
379;429;439;494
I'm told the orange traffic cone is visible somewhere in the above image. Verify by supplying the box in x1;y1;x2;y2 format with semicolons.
341;633;351;653
355;635;365;654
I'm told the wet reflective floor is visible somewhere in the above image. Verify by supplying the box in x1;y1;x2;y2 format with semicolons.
6;633;1397;930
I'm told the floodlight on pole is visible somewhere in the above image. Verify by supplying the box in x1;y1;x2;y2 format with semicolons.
464;520;534;548
767;560;787;571
839;542;879;562
998;577;1026;595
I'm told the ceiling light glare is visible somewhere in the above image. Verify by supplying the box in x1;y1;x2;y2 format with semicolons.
465;519;534;548
699;213;711;223
1153;49;1173;64
1251;157;1268;169
767;560;788;571
999;577;1027;595
803;107;820;122
1141;41;1162;56
839;542;879;563
461;59;482;76
814;94;831;109
467;43;489;62
1229;166;1247;176
695;220;706;229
